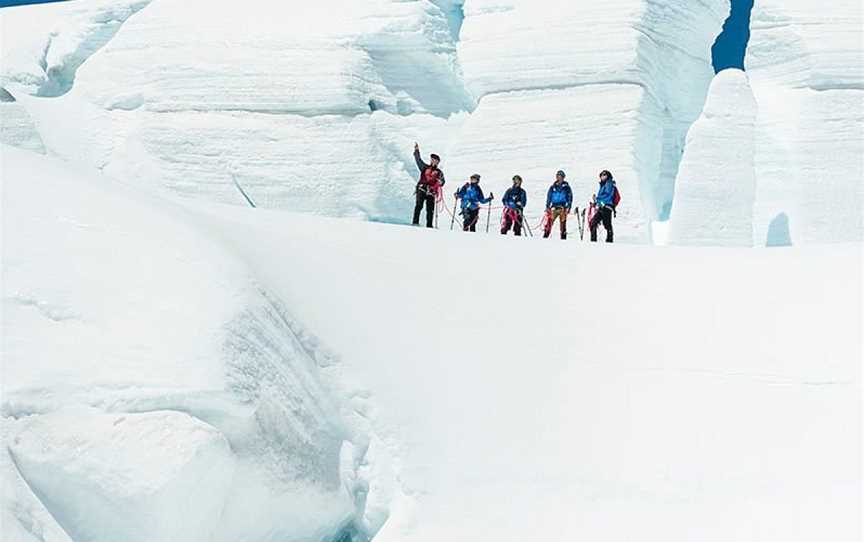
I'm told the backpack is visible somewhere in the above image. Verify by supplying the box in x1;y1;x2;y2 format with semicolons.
612;185;621;208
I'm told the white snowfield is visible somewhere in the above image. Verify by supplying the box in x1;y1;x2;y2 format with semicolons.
2;145;861;541
1;0;860;244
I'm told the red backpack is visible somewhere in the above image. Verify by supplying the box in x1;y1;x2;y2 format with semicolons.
612;185;621;208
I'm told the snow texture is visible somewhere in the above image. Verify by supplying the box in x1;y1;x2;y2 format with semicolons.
2;145;382;542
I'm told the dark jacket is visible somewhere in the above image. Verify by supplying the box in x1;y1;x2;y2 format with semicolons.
414;149;446;195
596;178;617;207
546;181;572;209
456;182;492;211
503;186;527;210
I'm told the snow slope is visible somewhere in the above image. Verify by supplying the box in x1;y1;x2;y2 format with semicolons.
204;205;863;542
4;146;860;540
1;145;375;542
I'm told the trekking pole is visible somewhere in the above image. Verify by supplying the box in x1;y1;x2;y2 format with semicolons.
485;202;492;233
450;197;458;230
521;209;533;237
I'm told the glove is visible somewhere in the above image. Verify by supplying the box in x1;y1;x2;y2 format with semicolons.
490;192;495;199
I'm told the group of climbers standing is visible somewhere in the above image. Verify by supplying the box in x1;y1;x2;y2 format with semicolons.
411;142;619;242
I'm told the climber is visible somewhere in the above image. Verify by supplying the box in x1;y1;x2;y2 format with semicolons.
589;169;617;243
456;174;493;232
543;170;572;239
412;142;446;228
501;175;527;236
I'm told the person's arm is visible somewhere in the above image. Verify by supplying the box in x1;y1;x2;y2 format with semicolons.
520;189;527;209
413;148;428;173
565;185;573;209
546;186;552;209
479;187;493;204
438;170;446;187
455;183;465;199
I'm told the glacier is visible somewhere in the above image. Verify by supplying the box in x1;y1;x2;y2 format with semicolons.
1;0;863;540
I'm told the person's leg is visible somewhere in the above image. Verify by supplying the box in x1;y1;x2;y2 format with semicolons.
560;210;568;240
469;209;478;232
514;214;522;236
501;211;512;235
549;207;562;239
589;211;600;242
424;194;435;228
543;210;552;238
602;207;613;242
462;208;471;231
412;191;424;225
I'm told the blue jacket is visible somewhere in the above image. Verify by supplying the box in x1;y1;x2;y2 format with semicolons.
546;181;572;209
596;178;616;207
456;183;492;211
502;186;527;210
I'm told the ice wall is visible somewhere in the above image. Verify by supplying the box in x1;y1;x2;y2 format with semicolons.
449;0;728;241
668;69;757;246
1;0;860;243
0;0;731;242
747;0;863;244
0;0;472;222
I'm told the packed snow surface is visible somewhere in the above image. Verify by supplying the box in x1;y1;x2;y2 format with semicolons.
3;146;861;541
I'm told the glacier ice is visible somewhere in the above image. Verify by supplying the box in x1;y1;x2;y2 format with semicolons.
747;0;863;244
1;145;385;542
669;0;863;245
668;69;757;246
1;0;860;243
